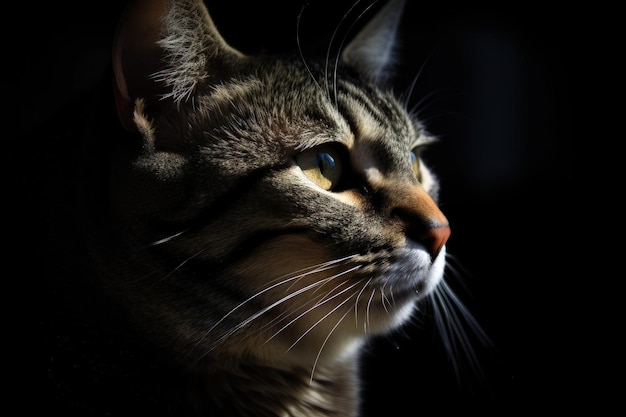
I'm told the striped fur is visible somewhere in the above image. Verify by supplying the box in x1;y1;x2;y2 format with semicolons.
87;0;459;415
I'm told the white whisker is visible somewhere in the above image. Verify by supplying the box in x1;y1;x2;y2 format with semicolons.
155;245;211;284
399;45;438;109
256;291;325;335
273;267;363;347
280;257;358;296
309;306;353;385
353;278;373;328
331;1;378;107
380;287;392;314
325;0;367;102
296;1;323;93
444;253;476;295
431;279;491;384
365;288;376;333
144;229;189;247
205;274;339;352
194;256;359;353
308;265;362;303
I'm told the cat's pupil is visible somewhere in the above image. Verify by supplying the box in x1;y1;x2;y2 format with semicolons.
296;144;343;191
317;152;336;174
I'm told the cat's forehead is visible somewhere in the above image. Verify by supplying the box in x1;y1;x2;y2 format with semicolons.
342;91;424;147
219;60;417;139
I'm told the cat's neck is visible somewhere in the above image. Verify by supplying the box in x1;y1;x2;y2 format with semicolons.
196;355;361;417
42;286;363;416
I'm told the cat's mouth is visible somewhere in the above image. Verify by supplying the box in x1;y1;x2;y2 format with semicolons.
374;240;447;297
337;242;447;332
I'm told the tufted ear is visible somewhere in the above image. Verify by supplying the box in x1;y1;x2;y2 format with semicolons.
341;0;406;84
112;0;245;130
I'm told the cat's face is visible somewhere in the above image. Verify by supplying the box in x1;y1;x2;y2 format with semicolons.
98;0;450;369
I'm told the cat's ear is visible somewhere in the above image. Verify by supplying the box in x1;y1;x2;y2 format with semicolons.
112;0;245;130
341;0;405;83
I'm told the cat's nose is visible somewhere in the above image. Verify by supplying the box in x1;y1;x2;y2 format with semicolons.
388;184;451;260
416;223;451;260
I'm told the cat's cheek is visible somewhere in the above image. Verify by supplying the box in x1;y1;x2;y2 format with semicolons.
331;190;368;208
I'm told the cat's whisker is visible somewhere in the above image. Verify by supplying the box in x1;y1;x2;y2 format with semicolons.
400;46;468;128
249;261;359;337
407;87;449;120
389;284;398;308
444;252;476;295
265;266;363;345
308;265;362;302
198;258;361;353
380;286;392;314
400;73;421;110
258;260;360;333
200;274;339;352
409;88;468;128
143;229;189;247
331;1;379;108
399;45;439;109
353;278;373;328
286;285;361;354
156;245;212;284
132;239;218;287
278;256;358;296
324;0;366;103
309;305;353;385
440;277;490;348
257;291;328;336
365;288;376;333
296;1;323;93
199;255;358;345
431;279;491;385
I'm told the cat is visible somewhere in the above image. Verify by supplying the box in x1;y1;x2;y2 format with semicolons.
26;0;483;415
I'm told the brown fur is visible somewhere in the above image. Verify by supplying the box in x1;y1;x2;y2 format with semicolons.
37;1;459;415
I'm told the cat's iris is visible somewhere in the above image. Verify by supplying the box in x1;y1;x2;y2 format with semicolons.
296;145;343;191
410;149;421;181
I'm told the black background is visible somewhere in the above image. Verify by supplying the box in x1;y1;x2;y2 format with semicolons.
10;0;611;415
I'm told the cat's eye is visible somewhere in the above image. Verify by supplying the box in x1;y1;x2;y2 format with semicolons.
296;145;343;191
410;149;421;180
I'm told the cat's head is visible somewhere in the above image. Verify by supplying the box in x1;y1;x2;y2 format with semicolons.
101;0;450;369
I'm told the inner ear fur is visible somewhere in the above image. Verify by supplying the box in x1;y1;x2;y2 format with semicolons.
111;0;246;131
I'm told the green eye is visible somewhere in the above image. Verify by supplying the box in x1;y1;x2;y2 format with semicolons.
296;145;343;191
410;149;421;180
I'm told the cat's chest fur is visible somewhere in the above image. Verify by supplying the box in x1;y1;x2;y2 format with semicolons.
36;0;456;416
197;358;360;416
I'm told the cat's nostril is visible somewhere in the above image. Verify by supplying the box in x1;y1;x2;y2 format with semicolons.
417;224;451;260
391;207;451;260
391;205;451;260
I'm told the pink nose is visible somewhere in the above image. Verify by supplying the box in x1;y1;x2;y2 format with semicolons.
418;224;451;260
